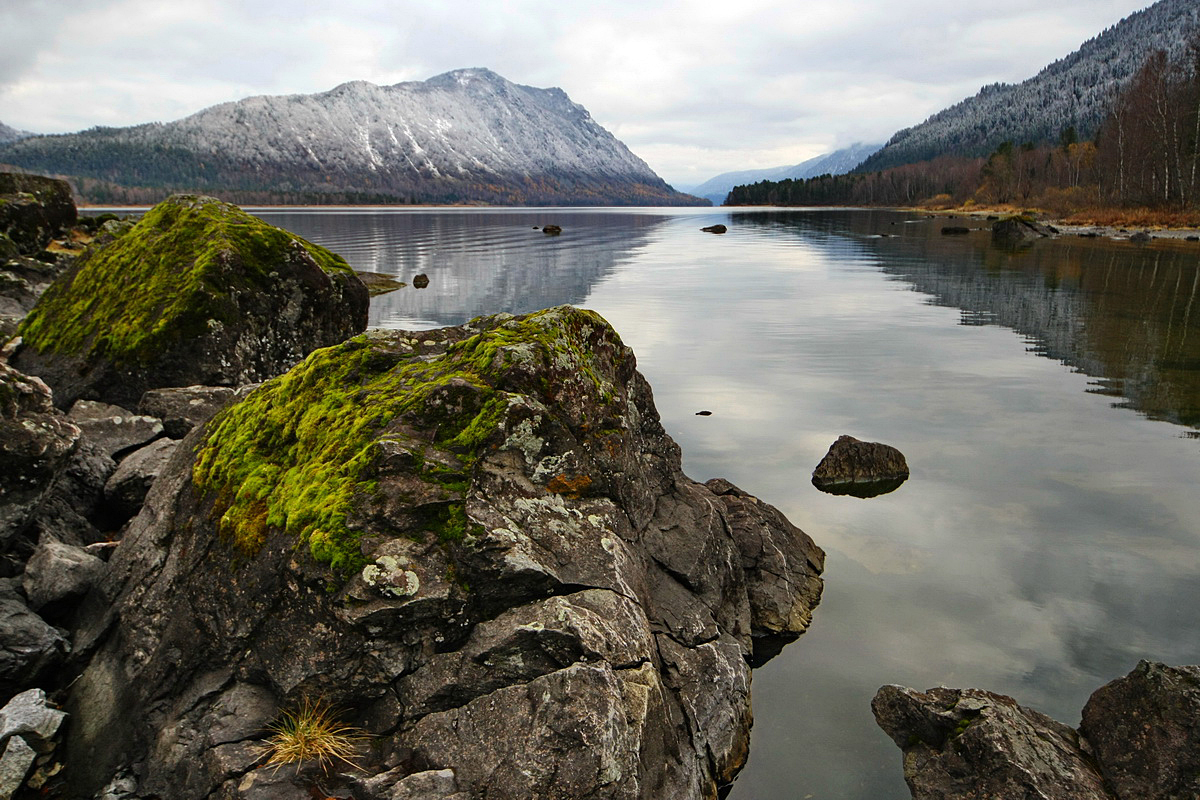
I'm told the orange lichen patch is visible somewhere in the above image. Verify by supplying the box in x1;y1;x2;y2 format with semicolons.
547;474;593;498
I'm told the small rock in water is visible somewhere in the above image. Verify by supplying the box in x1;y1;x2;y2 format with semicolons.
812;434;909;498
541;224;562;235
412;273;430;289
695;410;713;416
1129;231;1152;243
941;226;970;235
701;224;727;234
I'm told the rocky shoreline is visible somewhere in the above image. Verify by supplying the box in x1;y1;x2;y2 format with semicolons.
0;176;824;799
2;173;1197;800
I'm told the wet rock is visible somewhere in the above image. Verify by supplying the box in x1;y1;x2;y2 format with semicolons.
541;224;562;235
22;539;105;613
1129;231;1152;243
412;273;430;289
1080;661;1200;800
136;385;236;439
873;684;1111;800
992;215;1056;243
11;194;369;410
354;270;407;297
0;364;80;553
66;401;162;460
0;173;76;256
940;226;970;235
701;224;727;234
0;580;68;697
875;662;1200;800
62;306;824;800
102;438;179;522
812;435;909;498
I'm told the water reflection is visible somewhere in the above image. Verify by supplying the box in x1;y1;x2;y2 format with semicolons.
239;207;1200;800
734;210;1200;432
254;208;671;328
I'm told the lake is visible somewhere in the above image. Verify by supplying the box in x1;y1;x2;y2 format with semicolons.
249;206;1200;800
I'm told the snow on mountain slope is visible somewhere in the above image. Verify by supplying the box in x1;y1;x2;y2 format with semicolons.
0;69;702;206
857;0;1200;172
0;122;32;145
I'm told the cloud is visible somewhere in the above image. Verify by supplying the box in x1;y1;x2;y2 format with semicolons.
0;0;1158;185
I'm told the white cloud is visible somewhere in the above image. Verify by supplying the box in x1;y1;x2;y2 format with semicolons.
0;0;1158;185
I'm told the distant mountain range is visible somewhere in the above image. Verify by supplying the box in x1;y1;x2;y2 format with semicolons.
0;68;704;206
689;142;881;205
857;0;1200;173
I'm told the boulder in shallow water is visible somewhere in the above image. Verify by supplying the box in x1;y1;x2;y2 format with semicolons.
11;194;368;409
812;434;909;498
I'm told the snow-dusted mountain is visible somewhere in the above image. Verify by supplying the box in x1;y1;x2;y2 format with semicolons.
0;69;703;206
858;0;1200;172
0;122;31;145
691;142;881;204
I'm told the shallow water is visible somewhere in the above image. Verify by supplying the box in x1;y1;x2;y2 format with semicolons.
252;206;1200;800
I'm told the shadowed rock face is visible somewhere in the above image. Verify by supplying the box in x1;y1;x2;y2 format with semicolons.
11;194;368;409
0;173;76;255
874;661;1200;800
63;306;824;800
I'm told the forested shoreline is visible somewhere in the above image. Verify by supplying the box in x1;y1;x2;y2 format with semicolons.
728;42;1200;221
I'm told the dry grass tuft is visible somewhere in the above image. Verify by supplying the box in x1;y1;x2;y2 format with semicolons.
257;698;365;771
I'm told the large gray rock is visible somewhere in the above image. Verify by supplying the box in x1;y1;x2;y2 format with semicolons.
811;434;909;498
992;214;1057;243
22;540;105;613
0;580;68;697
137;385;235;439
0;735;35;800
66;401;162;460
11;194;369;409
874;661;1200;800
1080;661;1200;800
63;306;825;800
872;685;1110;800
102;438;178;522
0;364;80;557
0;173;76;256
0;688;67;752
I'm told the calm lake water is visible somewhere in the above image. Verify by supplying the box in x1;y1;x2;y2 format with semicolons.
248;206;1200;800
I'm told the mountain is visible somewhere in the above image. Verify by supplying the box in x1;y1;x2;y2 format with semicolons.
691;142;881;205
0;122;31;145
857;0;1200;173
0;69;704;206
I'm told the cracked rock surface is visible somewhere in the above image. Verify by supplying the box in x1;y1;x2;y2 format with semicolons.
62;305;824;800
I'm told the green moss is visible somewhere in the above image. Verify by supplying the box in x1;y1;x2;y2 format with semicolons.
18;194;353;366
192;306;622;575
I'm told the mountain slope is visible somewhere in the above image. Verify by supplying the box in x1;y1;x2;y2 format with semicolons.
691;142;881;204
857;0;1200;173
0;122;31;145
0;69;703;206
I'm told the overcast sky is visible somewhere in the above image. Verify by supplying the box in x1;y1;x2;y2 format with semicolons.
0;0;1157;187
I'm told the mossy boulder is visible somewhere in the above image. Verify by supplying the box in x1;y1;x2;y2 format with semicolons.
64;306;825;800
11;194;368;409
0;173;77;255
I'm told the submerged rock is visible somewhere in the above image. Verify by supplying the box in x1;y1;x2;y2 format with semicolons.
701;224;727;234
11;194;369;409
874;661;1200;800
811;435;909;498
991;214;1057;243
63;305;824;800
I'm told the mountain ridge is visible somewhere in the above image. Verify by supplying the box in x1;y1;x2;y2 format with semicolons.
856;0;1200;173
0;68;704;206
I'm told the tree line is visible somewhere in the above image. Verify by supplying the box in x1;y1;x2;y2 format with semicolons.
728;39;1200;215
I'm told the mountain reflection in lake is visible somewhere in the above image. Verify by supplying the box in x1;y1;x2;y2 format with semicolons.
254;207;1200;800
